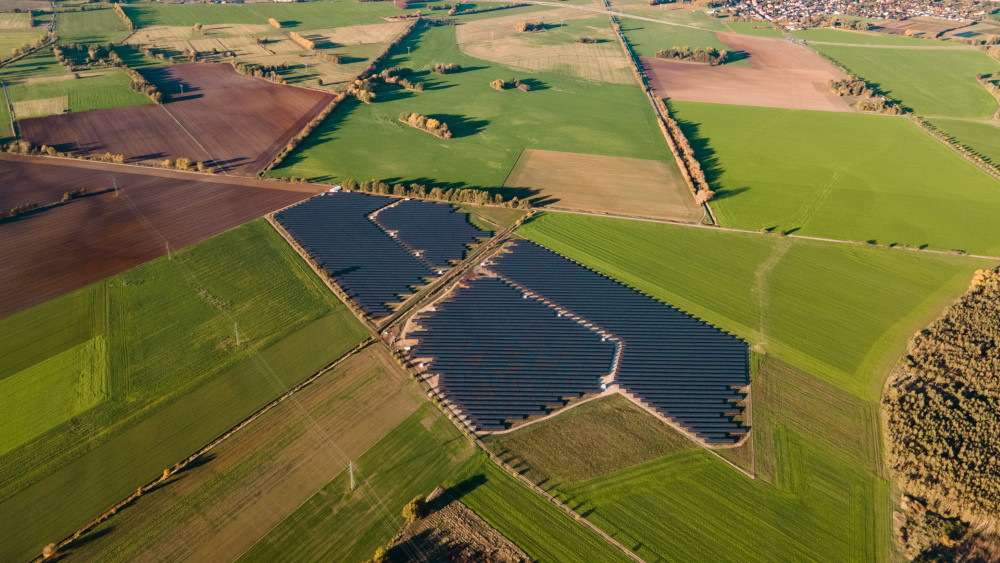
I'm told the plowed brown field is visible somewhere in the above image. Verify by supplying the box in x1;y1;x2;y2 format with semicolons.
19;63;334;175
0;155;320;319
642;33;851;112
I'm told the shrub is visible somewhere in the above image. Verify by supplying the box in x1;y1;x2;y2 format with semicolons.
402;495;425;522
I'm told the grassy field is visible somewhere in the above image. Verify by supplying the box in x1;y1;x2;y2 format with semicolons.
0;219;369;562
518;211;990;400
812;44;1000;118
669;101;1000;255
0;29;46;59
447;454;633;562
238;402;475;562
458;203;527;230
56;5;131;45
123;0;399;30
67;345;427;561
618;17;736;60
791;27;953;46
929;117;1000;166
724;20;783;38
6;70;151;113
486;394;695;487
269;23;674;190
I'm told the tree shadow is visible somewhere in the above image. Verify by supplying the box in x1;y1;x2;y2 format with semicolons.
669;108;744;199
337;54;368;65
48;526;115;560
445;473;486;501
725;50;750;64
281;20;301;28
517;78;548;91
425;113;487;137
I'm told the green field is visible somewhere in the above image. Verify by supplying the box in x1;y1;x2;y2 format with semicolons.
724;20;784;38
0;29;46;60
619;17;734;59
459;204;527;230
0;220;369;562
812;44;1000;118
122;0;399;30
269;23;674;188
518;212;990;400
669;101;1000;255
447;454;632;562
791;27;953;46
238;403;474;562
486;394;695;486
7;69;151;112
56;5;131;45
929;117;1000;166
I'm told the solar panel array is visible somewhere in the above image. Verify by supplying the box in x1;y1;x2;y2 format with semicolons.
275;193;437;316
489;240;749;444
409;277;616;431
374;200;492;269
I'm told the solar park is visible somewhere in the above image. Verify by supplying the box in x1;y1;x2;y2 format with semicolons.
275;192;492;316
277;193;749;444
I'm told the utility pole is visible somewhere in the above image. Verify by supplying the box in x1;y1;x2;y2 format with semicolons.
349;461;356;490
166;242;171;260
234;322;240;347
113;176;119;197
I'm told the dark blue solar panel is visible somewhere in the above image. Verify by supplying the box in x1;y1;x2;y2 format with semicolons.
373;200;492;269
409;277;616;431
275;192;437;316
489;239;749;443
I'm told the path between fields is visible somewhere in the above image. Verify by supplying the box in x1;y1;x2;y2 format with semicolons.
545;208;1000;261
752;237;791;352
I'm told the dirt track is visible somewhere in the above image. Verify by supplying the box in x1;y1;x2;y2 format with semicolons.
0;155;320;319
19;63;333;176
643;33;852;112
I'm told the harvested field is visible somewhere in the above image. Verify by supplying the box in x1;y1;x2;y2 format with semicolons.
314;20;413;45
504;149;702;222
19;63;334;175
873;16;964;38
0;154;319;319
67;346;424;562
11;95;66;118
0;12;30;28
386;487;530;563
456;10;633;84
0;0;49;12
642;33;850;111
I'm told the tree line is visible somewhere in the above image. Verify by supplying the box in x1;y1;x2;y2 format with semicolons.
884;267;1000;561
655;46;729;65
112;3;134;32
339;178;532;209
428;2;529;15
232;61;289;84
516;21;545;32
399;112;453;138
431;62;460;75
124;66;163;103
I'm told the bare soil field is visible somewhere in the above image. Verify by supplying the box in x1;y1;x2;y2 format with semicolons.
0;154;319;319
642;33;850;112
66;346;424;562
874;17;964;37
19;63;334;175
504;149;704;222
456;10;633;84
386;487;530;563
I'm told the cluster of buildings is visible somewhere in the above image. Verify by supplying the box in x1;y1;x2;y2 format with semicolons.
720;0;991;24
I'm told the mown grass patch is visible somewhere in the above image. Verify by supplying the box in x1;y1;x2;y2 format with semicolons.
486;394;695;487
0;219;369;562
670;101;1000;255
812;44;1000;118
518;211;989;399
56;5;131;45
269;23;674;191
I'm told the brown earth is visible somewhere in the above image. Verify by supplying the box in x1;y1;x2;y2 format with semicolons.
19;63;334;175
64;346;425;562
642;32;851;112
0;0;50;12
0;154;320;319
386;487;530;563
874;17;964;37
504;149;703;222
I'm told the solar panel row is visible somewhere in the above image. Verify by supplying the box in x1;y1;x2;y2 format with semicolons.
409;277;616;431
373;199;492;269
275;193;490;316
489;240;749;444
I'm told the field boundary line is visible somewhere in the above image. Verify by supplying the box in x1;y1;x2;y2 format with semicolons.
546;208;1000;261
32;339;376;563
